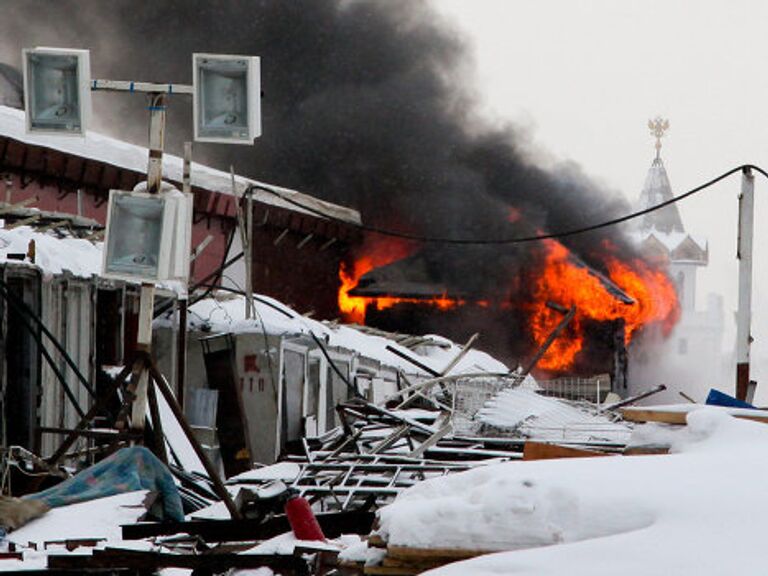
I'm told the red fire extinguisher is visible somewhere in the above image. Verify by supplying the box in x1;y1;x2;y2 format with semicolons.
284;493;326;541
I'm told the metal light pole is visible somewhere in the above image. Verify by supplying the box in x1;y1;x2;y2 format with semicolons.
736;167;755;401
87;79;240;518
23;50;259;519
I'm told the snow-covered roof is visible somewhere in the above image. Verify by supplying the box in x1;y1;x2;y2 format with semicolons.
187;292;509;377
636;157;684;234
0;225;190;294
631;228;707;262
0;226;101;278
0;105;361;225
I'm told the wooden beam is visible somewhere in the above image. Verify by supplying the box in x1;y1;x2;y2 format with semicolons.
149;363;241;519
296;233;314;249
523;441;612;461
273;227;290;246
5;214;40;230
621;406;768;425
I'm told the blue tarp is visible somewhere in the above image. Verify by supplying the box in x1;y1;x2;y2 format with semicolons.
705;388;755;410
24;446;184;522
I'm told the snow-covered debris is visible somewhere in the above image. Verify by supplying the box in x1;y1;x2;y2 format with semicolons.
227;462;302;484
477;385;632;444
188;293;509;377
374;409;768;575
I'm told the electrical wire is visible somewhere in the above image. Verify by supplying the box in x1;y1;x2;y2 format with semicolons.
247;165;766;246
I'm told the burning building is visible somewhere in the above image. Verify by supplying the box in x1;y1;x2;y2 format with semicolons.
338;232;679;392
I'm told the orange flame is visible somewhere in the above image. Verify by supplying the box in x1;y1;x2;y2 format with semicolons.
338;234;680;374
529;239;680;371
338;237;471;324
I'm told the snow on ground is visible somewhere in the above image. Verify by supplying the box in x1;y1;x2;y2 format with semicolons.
3;491;150;572
478;385;632;444
188;293;509;377
9;490;150;546
374;409;768;575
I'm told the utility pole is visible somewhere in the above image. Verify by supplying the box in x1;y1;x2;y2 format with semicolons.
735;167;755;402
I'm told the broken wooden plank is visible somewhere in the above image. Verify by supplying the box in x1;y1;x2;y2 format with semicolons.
620;405;768;425
386;545;493;562
523;441;613;460
623;445;670;456
365;565;423;575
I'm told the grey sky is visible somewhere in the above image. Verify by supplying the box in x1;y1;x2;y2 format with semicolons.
434;0;768;395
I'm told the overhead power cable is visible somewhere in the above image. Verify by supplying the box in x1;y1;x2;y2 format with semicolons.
247;164;768;246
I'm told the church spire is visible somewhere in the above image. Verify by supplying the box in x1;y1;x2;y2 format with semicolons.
637;116;684;233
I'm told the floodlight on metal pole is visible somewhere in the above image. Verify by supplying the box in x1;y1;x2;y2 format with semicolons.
23;47;91;135
22;47;262;520
193;53;261;144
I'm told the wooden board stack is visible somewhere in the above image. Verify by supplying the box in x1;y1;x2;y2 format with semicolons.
348;534;493;575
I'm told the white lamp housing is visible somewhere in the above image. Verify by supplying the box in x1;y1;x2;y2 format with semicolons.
23;47;91;136
166;192;194;282
193;53;261;144
102;190;174;283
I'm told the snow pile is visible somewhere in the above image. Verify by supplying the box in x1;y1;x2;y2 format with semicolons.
0;226;102;278
374;409;768;575
188;293;508;377
478;385;632;444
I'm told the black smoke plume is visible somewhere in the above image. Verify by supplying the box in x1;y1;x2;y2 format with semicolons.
0;0;642;367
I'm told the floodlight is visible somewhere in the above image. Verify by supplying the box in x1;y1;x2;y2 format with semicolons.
23;47;91;135
102;190;174;283
193;53;260;144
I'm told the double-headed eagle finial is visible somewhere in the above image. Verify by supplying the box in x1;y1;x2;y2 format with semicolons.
648;117;670;160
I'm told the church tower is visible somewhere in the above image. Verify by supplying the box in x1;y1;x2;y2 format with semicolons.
629;118;725;398
635;117;707;316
